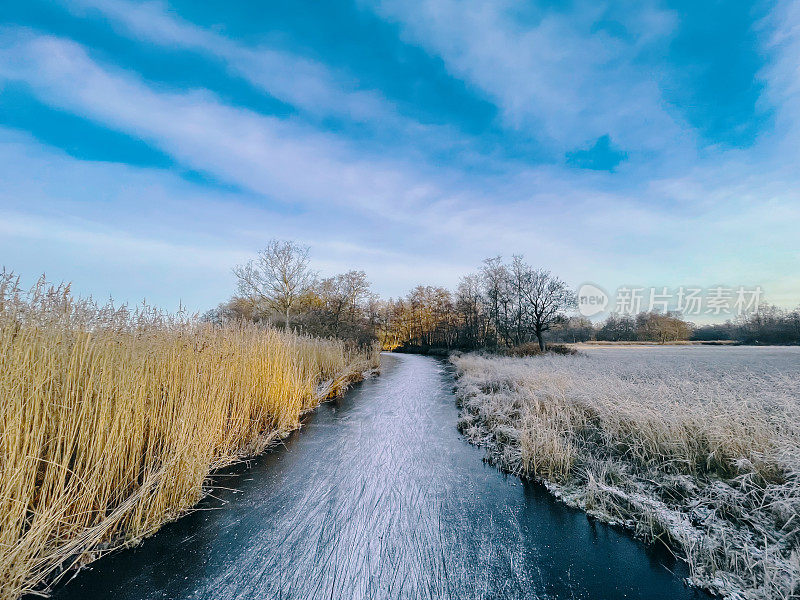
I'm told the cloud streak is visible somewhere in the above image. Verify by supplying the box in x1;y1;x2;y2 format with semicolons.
69;0;398;126
367;0;691;160
0;29;454;220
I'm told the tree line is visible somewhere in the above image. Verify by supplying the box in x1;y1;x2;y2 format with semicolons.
691;305;800;345
205;240;380;346
551;307;800;345
205;242;575;351
376;256;575;351
547;312;694;344
204;240;800;349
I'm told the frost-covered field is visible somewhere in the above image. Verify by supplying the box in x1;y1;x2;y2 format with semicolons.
453;346;800;599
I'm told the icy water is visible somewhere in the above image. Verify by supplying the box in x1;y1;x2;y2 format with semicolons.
52;353;708;600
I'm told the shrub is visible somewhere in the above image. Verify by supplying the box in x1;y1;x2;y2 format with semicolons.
506;342;577;356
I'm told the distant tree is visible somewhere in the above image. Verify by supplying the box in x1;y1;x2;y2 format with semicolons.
339;270;370;320
597;313;637;341
521;269;576;351
480;257;513;346
225;251;578;353
202;296;263;325
735;304;800;345
550;316;594;343
302;270;374;340
455;274;486;349
509;255;533;345
381;258;576;352
636;311;692;343
691;321;736;341
379;298;410;350
233;239;315;329
789;308;800;342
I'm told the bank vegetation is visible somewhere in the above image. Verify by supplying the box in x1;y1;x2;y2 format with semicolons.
0;271;378;599
453;352;800;599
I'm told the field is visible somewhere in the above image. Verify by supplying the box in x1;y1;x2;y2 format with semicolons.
452;346;800;599
0;275;378;599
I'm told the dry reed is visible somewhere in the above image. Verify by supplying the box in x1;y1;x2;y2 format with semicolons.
0;272;378;599
452;352;800;599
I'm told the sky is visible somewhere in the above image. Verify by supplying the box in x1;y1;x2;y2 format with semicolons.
0;0;798;316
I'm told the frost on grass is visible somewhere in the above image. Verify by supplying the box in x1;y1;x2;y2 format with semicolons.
452;352;800;599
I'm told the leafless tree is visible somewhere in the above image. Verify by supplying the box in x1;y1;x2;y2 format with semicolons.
233;239;314;329
510;255;533;345
455;274;485;348
309;270;371;336
340;270;370;320
521;269;576;350
480;257;512;346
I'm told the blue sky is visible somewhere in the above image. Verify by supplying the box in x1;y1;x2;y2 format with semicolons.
0;0;798;314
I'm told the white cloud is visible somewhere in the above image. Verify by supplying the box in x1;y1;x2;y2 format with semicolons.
0;128;487;306
757;0;800;159
67;0;391;121
367;0;691;158
0;30;444;218
1;14;798;311
66;0;460;142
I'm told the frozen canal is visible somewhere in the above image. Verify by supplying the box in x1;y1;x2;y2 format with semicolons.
53;353;707;600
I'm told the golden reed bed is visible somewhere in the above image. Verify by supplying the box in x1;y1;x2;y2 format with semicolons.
0;274;378;598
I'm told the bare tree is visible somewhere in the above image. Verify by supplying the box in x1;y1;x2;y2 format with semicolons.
480;257;512;346
521;269;576;351
455;274;485;348
233;239;314;329
309;270;371;336
510;255;532;345
340;270;370;320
